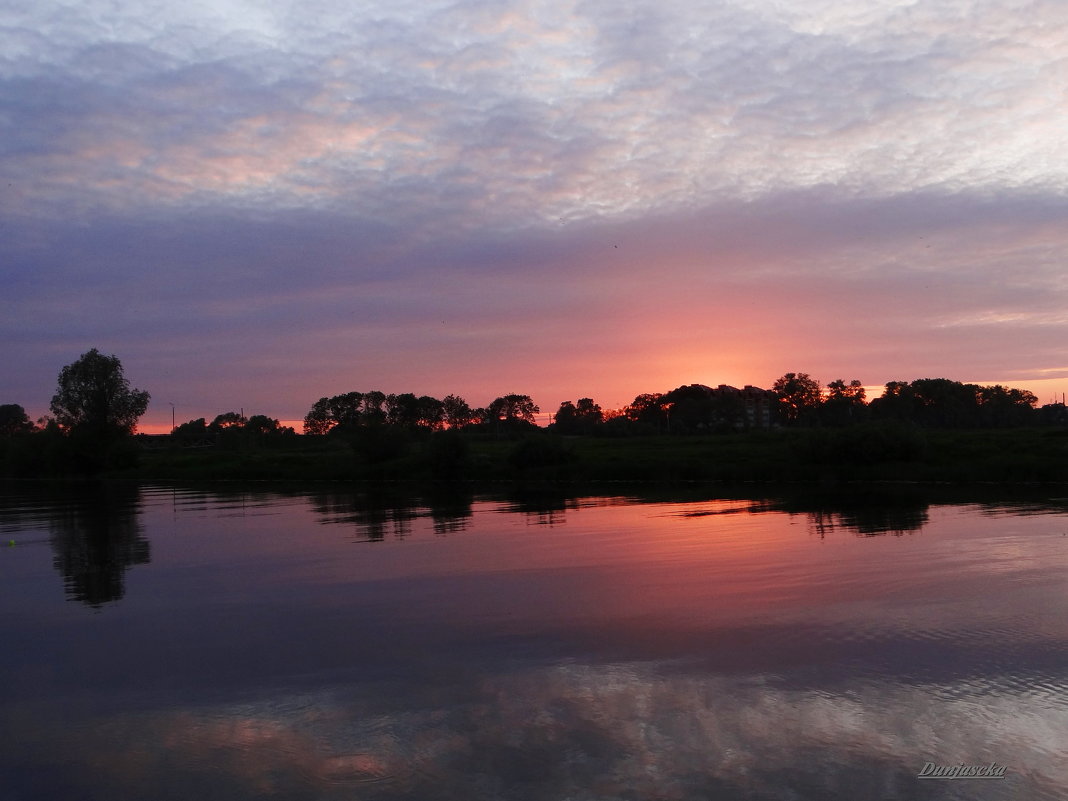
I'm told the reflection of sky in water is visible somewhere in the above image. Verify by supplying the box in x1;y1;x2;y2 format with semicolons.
14;665;1065;800
2;485;1068;800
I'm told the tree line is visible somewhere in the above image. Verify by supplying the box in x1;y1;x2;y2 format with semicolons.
301;391;539;435
572;373;1051;434
3;350;1065;476
282;372;1054;439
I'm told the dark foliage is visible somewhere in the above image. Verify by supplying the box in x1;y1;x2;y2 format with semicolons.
794;422;928;466
507;436;577;473
50;349;150;439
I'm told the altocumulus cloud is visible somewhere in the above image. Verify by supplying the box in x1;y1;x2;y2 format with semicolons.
3;0;1068;425
20;663;1068;799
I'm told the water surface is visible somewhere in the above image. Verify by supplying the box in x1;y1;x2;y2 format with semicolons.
1;483;1066;800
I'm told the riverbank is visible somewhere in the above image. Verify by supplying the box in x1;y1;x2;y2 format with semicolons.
108;425;1068;484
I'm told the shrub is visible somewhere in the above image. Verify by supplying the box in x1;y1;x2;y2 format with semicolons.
795;422;927;466
507;436;576;472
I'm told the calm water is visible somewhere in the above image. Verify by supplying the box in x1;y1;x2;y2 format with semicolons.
1;482;1067;800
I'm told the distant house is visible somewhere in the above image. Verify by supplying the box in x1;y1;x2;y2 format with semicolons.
662;383;779;431
714;384;779;430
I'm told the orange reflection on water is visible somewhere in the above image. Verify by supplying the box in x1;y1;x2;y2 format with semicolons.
141;490;1068;656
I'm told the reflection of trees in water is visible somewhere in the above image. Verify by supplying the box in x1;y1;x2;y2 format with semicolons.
765;488;931;537
49;483;150;607
807;505;930;537
502;489;580;527
423;485;475;535
308;485;474;540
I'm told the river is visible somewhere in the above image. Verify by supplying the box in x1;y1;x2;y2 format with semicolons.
1;482;1065;800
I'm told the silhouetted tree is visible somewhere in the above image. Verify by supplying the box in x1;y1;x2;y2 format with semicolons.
553;397;603;434
0;404;34;437
554;400;578;429
362;391;387;425
575;397;603;424
442;394;476;429
869;378;1037;428
869;381;914;421
390;393;443;429
909;378;979;427
486;394;540;424
661;385;722;433
173;417;209;436
47;349;149;472
625;393;667;430
0;404;40;476
328;392;364;430
773;372;822;424
303;397;335;435
50;349;150;438
304;392;367;435
976;385;1037;427
1037;402;1068;426
385;393;419;428
307;391;449;435
245;414;288;435
822;379;867;426
415;395;445;430
166;417;218;451
209;411;247;431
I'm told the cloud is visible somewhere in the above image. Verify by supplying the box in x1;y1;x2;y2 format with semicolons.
6;0;1068;225
15;661;1067;799
4;0;1068;424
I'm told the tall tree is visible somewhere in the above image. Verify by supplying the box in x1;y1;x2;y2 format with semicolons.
442;394;475;429
50;349;150;438
486;394;540;424
823;379;867;425
554;400;579;429
554;397;604;434
362;391;387;425
0;404;34;437
244;414;284;435
303;397;335;435
209;411;247;431
327;392;364;429
976;385;1036;427
625;393;666;426
385;393;421;428
773;372;822;423
173;418;209;436
415;395;445;430
575;398;603;424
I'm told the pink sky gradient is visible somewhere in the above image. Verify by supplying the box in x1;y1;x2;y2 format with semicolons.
5;0;1068;431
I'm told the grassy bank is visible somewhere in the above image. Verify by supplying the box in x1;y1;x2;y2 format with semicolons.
103;425;1068;484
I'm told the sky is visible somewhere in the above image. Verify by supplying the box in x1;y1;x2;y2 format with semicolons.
4;0;1068;432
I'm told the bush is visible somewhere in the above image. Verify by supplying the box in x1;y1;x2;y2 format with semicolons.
428;429;471;478
351;426;410;465
507;436;577;473
795;422;928;466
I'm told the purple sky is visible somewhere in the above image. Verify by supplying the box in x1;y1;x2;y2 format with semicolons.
4;0;1068;431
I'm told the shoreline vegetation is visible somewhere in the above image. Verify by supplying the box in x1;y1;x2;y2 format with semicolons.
4;425;1066;485
4;349;1068;484
127;426;1068;484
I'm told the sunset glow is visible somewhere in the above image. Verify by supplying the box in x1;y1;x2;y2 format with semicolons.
4;0;1068;428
